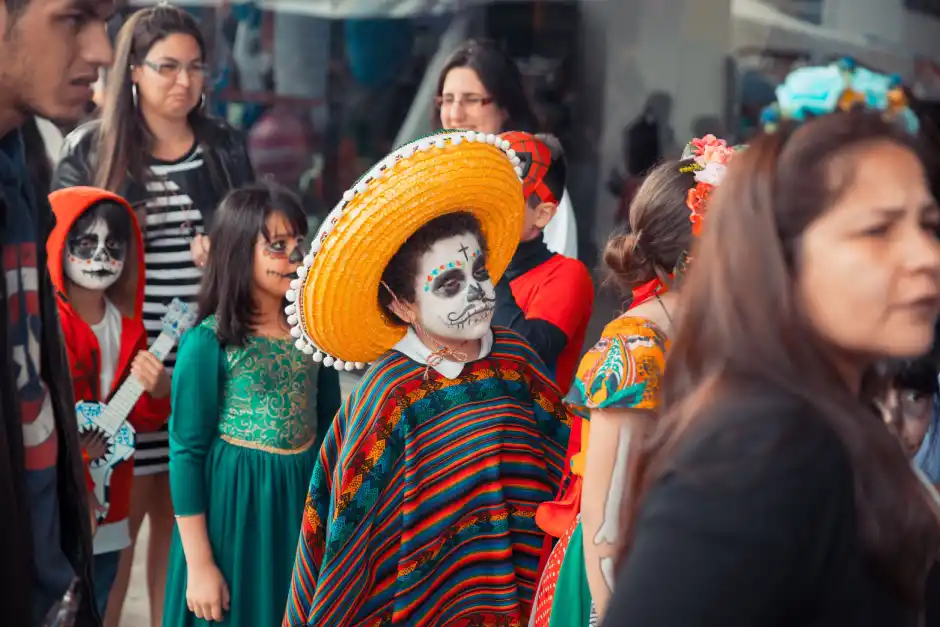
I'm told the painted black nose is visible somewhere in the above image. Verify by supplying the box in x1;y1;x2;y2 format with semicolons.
93;249;111;263
467;282;484;302
288;247;304;264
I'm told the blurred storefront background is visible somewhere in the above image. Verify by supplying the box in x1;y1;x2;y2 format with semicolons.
92;0;940;267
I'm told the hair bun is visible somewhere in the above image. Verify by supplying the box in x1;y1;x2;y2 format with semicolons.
604;231;657;294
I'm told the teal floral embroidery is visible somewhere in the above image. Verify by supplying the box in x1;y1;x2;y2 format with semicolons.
204;316;322;450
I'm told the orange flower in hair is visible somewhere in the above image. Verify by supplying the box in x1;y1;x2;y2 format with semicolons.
681;135;744;236
686;183;711;236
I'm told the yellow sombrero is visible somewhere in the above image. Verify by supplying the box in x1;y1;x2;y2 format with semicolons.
286;130;526;370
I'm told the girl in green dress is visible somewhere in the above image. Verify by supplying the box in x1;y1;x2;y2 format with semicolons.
162;184;342;626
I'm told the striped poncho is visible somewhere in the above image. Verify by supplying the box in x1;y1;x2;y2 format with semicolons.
284;327;571;626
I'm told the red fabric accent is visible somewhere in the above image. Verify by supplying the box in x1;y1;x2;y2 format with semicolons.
630;276;669;309
47;188;169;529
508;255;595;393
81;451;94;493
533;518;578;627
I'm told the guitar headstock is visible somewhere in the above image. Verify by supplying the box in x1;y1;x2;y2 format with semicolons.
161;298;198;341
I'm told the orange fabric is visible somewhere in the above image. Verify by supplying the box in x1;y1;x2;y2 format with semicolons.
47;187;169;528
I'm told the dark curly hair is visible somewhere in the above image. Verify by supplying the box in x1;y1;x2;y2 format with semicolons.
379;212;487;322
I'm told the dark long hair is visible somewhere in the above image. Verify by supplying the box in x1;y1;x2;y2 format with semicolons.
198;183;308;346
95;5;208;192
627;110;940;603
435;39;538;133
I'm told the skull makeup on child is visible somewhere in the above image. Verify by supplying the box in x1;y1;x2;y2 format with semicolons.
381;212;496;343
64;200;131;291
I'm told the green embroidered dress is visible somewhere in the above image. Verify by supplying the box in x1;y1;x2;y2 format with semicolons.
163;316;342;627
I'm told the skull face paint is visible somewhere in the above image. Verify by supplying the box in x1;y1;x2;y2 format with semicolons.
254;211;307;301
412;233;495;341
64;218;127;291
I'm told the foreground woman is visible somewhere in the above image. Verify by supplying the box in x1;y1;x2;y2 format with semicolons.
283;130;571;626
604;65;940;625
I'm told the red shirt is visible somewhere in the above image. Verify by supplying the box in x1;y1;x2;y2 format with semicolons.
508;255;594;392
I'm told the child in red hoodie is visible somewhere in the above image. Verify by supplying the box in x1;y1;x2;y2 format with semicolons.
47;187;171;616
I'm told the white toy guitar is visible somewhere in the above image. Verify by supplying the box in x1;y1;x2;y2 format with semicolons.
76;298;197;521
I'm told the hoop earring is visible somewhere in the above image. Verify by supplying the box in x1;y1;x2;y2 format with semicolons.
132;84;139;108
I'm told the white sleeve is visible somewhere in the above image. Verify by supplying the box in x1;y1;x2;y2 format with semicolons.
543;188;578;259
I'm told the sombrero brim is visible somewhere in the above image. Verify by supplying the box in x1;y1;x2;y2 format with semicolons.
287;130;526;369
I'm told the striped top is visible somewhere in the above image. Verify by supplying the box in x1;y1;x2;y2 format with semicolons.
284;327;571;626
136;145;221;474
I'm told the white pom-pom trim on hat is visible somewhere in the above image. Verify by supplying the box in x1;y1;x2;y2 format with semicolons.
285;129;519;370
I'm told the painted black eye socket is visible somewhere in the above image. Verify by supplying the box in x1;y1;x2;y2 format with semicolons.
105;239;128;261
68;235;100;260
431;268;465;298
472;255;489;282
68;234;127;261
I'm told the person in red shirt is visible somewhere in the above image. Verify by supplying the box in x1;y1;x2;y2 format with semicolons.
46;187;171;616
494;132;594;392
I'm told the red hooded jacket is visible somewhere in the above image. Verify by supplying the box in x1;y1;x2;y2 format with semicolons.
47;187;169;553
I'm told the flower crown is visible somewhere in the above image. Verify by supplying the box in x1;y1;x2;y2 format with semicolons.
679;135;743;235
760;58;919;134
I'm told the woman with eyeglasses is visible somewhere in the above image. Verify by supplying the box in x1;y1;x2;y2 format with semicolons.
52;5;254;626
435;39;579;259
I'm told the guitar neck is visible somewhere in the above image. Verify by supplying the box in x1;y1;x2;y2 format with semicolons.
97;332;176;435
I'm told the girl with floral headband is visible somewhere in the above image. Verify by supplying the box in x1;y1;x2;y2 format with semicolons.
282;130;572;626
530;135;740;627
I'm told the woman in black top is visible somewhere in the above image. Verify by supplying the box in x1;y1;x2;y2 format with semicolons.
51;6;253;626
603;111;940;626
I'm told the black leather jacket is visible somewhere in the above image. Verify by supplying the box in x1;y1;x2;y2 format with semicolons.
51;116;254;227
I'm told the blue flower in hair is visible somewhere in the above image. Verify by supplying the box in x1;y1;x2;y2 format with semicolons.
775;65;846;120
850;67;896;110
761;58;919;135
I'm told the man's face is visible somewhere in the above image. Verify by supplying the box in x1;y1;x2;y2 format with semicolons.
0;0;114;126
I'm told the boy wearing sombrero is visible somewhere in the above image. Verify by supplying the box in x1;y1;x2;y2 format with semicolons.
494;132;594;392
283;131;572;626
